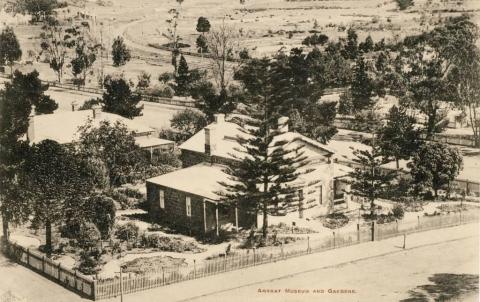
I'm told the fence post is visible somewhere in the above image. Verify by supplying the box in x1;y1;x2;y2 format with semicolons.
253;248;256;266
307;236;310;253
357;223;360;242
193;260;196;279
371;221;375;241
58;263;62;280
417;215;420;229
26;248;30;266
403;233;406;249
42;256;45;272
395;219;398;232
162;267;165;285
91;280;97;301
280;242;284;259
333;232;336;248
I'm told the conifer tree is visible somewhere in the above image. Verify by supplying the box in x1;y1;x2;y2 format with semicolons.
174;55;190;96
346;139;396;218
351;55;374;110
220;58;308;243
0;26;22;75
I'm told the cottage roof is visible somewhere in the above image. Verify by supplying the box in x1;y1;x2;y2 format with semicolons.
179;119;335;160
27;110;154;145
146;163;230;201
134;136;174;149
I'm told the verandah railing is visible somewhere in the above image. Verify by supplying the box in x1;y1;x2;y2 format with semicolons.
94;210;479;300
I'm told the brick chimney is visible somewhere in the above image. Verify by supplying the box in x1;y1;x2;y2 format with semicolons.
92;105;102;119
205;114;225;155
278;116;289;133
27;105;36;143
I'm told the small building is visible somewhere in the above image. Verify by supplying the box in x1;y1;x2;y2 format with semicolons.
146;114;353;235
25;105;174;155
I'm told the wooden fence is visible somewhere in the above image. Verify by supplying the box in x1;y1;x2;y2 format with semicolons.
93;210;479;300
3;242;96;300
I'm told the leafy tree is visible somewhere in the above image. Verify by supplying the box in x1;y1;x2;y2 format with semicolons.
111;36;131;67
77;120;147;187
5;70;58;114
196;17;211;34
68;23;100;87
196;35;208;54
302;33;329;47
40;17;75;83
102;75;143;118
343;27;358;60
23;140;97;257
290;101;338;144
359;35;374;53
15;0;58;22
377;105;420;169
170;109;207;139
0;70;58;240
219;90;308;243
191;81;235;122
84;195;116;239
0;27;22;75
163;9;182;73
346;140;397;218
0;86;30;241
399;16;478;139
408;142;463;198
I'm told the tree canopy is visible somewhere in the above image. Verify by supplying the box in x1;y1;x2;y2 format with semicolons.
102;75;143;118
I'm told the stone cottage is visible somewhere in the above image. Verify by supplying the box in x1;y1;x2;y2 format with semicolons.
147;114;352;236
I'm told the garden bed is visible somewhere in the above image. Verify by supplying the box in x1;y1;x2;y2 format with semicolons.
122;256;187;274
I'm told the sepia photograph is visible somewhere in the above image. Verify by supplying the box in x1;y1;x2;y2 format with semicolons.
0;0;479;301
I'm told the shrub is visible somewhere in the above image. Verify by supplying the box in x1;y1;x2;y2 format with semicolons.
395;0;414;10
323;213;349;229
78;248;102;275
78;223;101;250
377;212;396;224
140;234;205;253
392;204;405;219
115;222;140;242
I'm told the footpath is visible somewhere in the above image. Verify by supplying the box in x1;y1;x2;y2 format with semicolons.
103;222;479;302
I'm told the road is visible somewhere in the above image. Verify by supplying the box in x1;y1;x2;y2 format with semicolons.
0;223;477;302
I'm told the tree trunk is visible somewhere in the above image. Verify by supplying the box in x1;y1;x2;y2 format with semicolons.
370;199;375;218
45;219;52;258
262;202;268;243
2;214;9;242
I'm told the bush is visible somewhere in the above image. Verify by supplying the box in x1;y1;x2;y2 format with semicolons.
392;204;404;219
140;234;205;253
78;248;102;275
78;223;101;250
377;212;396;224
151;151;182;168
395;0;414;10
115;222;140;242
323;213;349;229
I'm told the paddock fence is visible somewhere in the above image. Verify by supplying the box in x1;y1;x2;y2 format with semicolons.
93;209;479;300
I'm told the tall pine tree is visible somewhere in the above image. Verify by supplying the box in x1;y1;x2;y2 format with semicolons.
346;138;396;218
220;58;308;242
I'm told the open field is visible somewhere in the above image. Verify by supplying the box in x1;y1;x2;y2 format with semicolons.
4;0;480;86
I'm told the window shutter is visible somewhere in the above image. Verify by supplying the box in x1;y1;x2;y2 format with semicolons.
159;190;165;209
186;196;191;217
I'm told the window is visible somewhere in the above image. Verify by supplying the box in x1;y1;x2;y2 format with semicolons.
186;196;192;217
159;190;165;209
